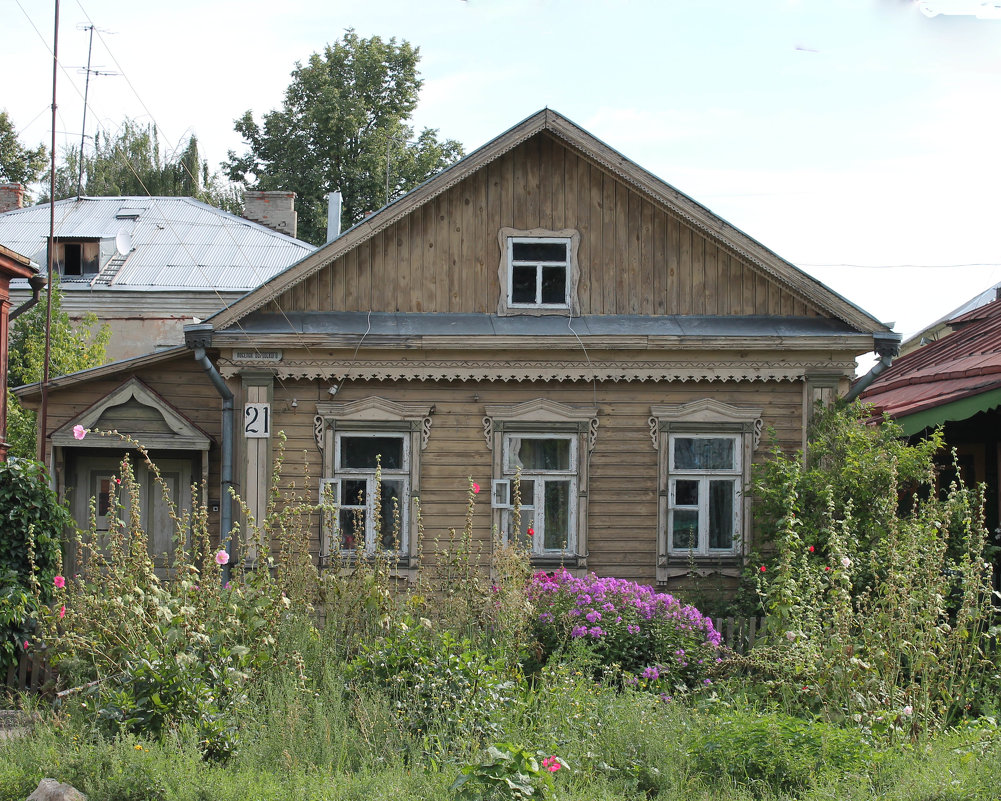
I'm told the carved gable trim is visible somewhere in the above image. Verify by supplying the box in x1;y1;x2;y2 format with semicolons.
484;398;597;424
315;397;433;423
51;377;211;450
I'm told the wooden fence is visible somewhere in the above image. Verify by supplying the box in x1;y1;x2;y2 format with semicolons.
4;651;55;696
712;616;767;654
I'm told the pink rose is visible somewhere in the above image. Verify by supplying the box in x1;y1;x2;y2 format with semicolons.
215;550;230;566
72;425;87;440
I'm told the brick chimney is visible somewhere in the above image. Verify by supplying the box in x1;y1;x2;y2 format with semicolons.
243;190;297;238
0;183;24;214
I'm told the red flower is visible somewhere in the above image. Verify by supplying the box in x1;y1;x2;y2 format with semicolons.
471;482;480;494
824;566;831;572
59;605;66;619
527;527;535;537
808;545;815;553
759;565;766;573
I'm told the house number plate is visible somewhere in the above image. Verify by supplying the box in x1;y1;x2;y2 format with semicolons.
244;403;271;438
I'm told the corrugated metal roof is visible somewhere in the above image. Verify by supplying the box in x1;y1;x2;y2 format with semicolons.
0;196;314;291
861;298;1001;420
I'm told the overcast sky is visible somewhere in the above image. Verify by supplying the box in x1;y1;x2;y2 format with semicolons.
5;0;1001;346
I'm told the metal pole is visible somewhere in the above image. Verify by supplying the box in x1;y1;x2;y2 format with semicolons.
76;24;94;199
39;0;59;464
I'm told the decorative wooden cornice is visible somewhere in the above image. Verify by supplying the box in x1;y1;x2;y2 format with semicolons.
219;357;856;384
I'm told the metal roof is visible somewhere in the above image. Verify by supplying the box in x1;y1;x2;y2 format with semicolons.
861;299;1001;422
0;196;314;291
233;310;865;338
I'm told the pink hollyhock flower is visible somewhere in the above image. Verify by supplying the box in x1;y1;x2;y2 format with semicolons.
471;482;480;494
53;575;65;589
59;605;66;619
542;756;561;773
72;424;87;440
214;550;230;566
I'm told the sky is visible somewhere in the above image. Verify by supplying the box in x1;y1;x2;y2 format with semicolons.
5;0;1001;350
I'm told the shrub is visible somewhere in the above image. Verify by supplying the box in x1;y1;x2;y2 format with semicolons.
688;708;879;795
0;458;70;671
527;570;721;690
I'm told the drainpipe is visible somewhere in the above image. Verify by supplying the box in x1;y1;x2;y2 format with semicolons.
846;331;902;402
9;274;48;322
183;323;234;583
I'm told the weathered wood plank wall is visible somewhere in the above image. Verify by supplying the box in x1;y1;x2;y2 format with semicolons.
262;133;819;319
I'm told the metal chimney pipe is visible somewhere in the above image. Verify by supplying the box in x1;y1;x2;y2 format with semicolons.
326;191;342;242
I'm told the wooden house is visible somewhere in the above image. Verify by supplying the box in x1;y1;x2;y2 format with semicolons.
15;110;894;588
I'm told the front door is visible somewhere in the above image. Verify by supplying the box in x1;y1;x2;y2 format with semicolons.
70;454;193;573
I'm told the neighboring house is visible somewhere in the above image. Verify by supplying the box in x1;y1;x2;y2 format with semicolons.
15;109;893;589
860;297;1001;536
900;282;1001;357
0;244;40;460
0;191;314;361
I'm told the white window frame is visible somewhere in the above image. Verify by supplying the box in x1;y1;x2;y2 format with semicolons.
496;433;578;556
326;431;410;556
506;236;571;310
496;227;581;317
315;397;433;573
667;433;741;557
650;399;762;582
484;398;598;567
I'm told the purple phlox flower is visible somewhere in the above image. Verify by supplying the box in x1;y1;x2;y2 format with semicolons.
571;625;588;638
585;610;602;623
703;678;712;686
627;624;641;634
588;626;604;637
641;666;660;680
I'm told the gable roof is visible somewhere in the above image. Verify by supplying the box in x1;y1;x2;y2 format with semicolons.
861;298;1001;433
0;196;314;292
209;108;889;335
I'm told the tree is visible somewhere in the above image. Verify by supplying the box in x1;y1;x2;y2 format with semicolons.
223;30;464;245
6;278;111;458
0;110;48;201
48;119;241;213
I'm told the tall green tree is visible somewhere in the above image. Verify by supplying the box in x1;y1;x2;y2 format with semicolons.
6;278;111;459
0;110;48;201
223;30;464;244
49;119;241;213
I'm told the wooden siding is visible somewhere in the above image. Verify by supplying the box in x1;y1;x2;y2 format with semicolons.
261;133;820;319
265;377;804;588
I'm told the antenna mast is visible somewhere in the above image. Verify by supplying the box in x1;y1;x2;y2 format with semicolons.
76;24;95;199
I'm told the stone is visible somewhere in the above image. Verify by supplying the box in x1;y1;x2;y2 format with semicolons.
26;778;86;801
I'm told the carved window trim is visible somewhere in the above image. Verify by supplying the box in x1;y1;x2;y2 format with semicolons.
484;399;597;568
496;227;581;316
315;397;434;573
649;399;762;582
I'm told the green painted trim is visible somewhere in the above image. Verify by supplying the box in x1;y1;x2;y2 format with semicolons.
897;387;1001;435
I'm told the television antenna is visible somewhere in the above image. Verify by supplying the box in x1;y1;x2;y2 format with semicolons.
76;23;117;198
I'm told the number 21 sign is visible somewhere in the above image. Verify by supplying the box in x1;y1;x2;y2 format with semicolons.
244;403;270;438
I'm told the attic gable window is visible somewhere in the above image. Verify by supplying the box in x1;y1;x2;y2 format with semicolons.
509;238;569;307
497;227;581;316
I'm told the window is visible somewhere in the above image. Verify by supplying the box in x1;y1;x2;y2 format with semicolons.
508;238;570;308
485;398;597;565
55;239;100;277
668;435;740;555
315;398;433;571
650;400;762;581
496;228;581;316
324;432;409;554
494;434;577;555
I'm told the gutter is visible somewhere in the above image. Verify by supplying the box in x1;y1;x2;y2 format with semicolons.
183;323;234;583
846;330;902;402
9;274;48;322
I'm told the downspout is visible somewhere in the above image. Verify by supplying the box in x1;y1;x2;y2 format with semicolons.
183;323;234;583
846;331;902;402
9;274;48;322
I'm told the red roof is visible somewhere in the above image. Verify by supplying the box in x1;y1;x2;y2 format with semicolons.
860;298;1001;420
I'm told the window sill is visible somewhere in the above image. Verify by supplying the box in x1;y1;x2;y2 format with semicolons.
529;553;585;570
